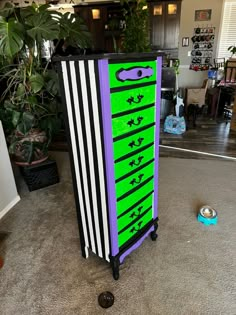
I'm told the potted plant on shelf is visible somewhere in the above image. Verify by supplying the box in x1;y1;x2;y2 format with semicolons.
0;2;91;165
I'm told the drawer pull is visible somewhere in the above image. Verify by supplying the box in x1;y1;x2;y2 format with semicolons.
116;66;153;82
130;221;143;233
130;174;144;186
129;156;144;167
127;94;144;105
127;116;143;127
128;137;144;148
130;206;143;219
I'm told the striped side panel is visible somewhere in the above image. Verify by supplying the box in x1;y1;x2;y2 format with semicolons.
61;60;110;262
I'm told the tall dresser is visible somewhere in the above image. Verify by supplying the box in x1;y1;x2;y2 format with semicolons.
56;53;162;279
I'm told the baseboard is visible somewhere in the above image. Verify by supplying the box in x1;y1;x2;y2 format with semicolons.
0;195;21;221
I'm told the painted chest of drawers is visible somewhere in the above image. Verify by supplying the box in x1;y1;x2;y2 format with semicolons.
56;53;162;280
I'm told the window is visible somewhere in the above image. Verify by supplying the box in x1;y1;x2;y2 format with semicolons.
217;0;236;59
153;4;162;15
168;4;177;15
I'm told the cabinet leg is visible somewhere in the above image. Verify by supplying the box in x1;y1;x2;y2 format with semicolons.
150;219;159;241
0;256;4;269
110;256;120;280
82;246;89;259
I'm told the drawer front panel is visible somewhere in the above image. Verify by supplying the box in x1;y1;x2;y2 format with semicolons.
109;61;157;89
113;125;155;161
116;178;154;216
112;106;155;138
117;193;153;232
118;210;153;247
110;85;156;116
114;144;154;181
115;161;154;200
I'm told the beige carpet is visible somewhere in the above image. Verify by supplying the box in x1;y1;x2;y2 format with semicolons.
0;153;236;315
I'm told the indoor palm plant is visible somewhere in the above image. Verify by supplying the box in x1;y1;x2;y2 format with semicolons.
0;2;91;164
121;0;150;53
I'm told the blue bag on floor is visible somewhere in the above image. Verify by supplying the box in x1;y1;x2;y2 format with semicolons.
164;115;186;135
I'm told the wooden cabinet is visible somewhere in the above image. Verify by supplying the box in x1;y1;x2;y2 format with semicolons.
74;2;124;53
149;1;181;50
56;53;161;279
74;1;181;53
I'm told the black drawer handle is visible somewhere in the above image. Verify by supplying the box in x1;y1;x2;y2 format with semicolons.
128;137;144;148
129;156;144;167
130;174;144;186
127;116;143;127
127;94;144;105
130;221;143;233
130;206;143;219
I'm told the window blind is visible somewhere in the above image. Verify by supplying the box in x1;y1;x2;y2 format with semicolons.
218;0;236;59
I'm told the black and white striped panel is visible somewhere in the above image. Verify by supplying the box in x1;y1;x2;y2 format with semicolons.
61;60;110;262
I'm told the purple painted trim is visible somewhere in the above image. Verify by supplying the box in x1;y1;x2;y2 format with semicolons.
153;57;162;218
119;225;154;263
117;66;153;82
98;60;119;257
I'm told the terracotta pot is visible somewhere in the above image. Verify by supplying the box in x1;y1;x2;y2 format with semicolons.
14;155;49;166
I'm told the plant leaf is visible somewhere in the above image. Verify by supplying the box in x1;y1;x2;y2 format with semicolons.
16;83;25;98
26;12;60;42
29;73;44;93
44;70;59;96
22;111;35;133
12;110;21;127
59;13;91;48
0;2;14;18
0;17;25;57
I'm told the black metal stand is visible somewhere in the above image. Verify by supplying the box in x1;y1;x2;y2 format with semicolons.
150;218;159;241
110;256;120;280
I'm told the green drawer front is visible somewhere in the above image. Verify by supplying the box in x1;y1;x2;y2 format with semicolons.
117;193;153;232
114;144;154;181
118;209;153;248
112;105;155;139
109;60;157;89
110;84;156;116
115;161;154;200
113;125;155;162
117;178;154;216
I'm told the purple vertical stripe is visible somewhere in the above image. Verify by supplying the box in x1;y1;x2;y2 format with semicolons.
98;60;119;257
153;57;162;218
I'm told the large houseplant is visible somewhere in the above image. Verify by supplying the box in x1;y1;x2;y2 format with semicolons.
0;2;91;164
121;0;150;53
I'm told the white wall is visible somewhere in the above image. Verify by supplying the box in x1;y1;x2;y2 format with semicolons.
178;0;224;88
0;121;20;220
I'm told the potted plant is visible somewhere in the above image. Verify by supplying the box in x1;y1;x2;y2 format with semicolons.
228;45;236;57
0;2;91;165
121;0;150;53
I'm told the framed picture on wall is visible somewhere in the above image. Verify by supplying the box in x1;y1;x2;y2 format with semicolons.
182;37;189;47
195;9;212;21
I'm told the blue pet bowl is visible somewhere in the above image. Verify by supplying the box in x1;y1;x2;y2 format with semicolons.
197;205;218;226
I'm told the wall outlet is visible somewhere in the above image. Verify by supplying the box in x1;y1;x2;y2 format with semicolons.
188;51;191;57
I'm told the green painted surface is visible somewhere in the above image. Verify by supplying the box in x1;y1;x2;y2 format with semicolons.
110;84;156;115
117;194;153;232
112;106;155;138
109;60;157;89
113;125;155;161
114;145;154;180
118;210;153;247
116;179;154;217
115;162;154;200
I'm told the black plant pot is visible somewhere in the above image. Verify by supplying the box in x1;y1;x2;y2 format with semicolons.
20;159;59;191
